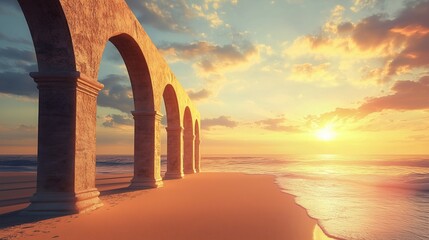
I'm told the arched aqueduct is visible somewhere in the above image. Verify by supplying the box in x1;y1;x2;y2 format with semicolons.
17;0;201;214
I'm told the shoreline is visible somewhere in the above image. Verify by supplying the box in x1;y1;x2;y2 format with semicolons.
0;172;336;240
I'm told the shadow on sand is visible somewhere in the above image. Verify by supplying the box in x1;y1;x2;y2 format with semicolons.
0;175;141;229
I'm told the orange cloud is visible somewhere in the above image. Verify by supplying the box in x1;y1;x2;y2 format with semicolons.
187;88;212;101
285;1;429;83
102;114;134;129
359;76;429;112
255;117;301;132
201;116;238;130
315;75;429;124
289;62;336;84
390;25;429;37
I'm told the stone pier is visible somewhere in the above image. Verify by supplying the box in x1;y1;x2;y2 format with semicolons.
27;71;103;214
164;127;185;179
130;111;164;189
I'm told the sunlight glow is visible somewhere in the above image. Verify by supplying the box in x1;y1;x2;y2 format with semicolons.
316;125;336;141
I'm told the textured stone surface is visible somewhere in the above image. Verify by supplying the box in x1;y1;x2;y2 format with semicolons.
164;127;185;179
195;121;201;172
184;107;196;174
130;111;164;189
18;0;201;214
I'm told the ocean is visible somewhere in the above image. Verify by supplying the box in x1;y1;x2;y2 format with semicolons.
0;154;428;240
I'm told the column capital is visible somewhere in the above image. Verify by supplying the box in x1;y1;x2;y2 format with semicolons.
166;126;184;132
30;71;104;97
131;110;163;120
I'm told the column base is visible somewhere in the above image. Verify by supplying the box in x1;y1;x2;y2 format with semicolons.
23;188;102;215
184;169;196;174
129;177;164;189
164;172;185;180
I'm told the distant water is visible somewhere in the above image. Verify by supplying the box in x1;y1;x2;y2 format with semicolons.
1;154;428;240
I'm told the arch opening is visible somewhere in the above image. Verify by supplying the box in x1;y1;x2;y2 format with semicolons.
0;1;38;155
109;33;154;112
163;84;184;179
98;34;161;189
183;107;195;174
8;0;199;214
194;120;201;173
96;40;134;152
17;0;105;214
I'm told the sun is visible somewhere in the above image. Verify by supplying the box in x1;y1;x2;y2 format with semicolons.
316;125;336;141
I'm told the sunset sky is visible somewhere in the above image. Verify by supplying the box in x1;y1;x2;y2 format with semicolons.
1;0;429;155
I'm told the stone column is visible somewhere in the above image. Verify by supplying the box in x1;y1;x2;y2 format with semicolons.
129;111;163;188
183;133;195;174
164;127;184;179
194;138;201;173
26;71;103;215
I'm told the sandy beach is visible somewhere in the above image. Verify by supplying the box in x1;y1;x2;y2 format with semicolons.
0;172;329;240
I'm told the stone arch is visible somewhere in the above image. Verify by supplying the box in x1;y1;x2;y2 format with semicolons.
183;107;195;174
163;84;184;179
18;0;76;72
98;34;162;189
163;85;181;128
17;0;200;214
194;120;201;173
109;33;154;112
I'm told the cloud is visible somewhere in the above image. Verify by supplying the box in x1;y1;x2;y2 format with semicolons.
102;114;134;128
324;5;346;34
351;1;429;75
126;0;193;32
192;0;239;28
284;1;429;84
0;124;37;145
202;0;238;10
0;47;37;72
315;75;429;124
201;115;238;130
350;0;385;12
255;117;301;132
358;75;429;113
0;33;32;45
191;4;223;28
126;0;236;32
159;41;262;74
0;47;35;62
0;71;38;98
409;134;429;142
187;88;212;101
97;74;134;113
387;32;429;75
289;62;336;85
0;47;38;99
